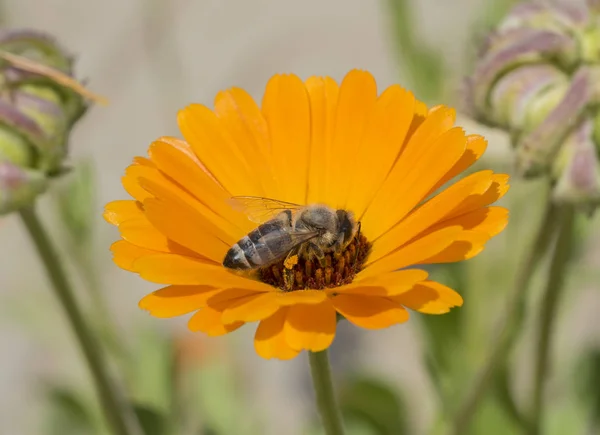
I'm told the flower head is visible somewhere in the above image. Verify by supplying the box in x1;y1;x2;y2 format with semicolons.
0;30;99;215
465;1;600;211
105;70;509;360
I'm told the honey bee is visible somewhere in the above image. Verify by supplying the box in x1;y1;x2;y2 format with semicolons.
223;196;360;271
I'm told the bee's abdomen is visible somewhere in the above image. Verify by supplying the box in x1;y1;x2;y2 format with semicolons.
223;220;291;270
223;242;252;270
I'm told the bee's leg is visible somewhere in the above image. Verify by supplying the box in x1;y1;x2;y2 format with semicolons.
307;242;326;268
283;246;300;291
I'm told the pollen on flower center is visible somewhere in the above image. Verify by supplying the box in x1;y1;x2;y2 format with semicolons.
258;234;372;291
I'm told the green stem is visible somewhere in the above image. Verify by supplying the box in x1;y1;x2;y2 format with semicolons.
530;206;575;435
19;207;133;435
308;350;345;435
76;243;130;366
448;197;558;435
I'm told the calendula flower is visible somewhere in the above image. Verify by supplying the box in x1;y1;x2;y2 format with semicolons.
105;70;509;360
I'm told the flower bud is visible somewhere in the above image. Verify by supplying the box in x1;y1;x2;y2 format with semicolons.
552;121;600;210
0;30;92;215
465;1;600;211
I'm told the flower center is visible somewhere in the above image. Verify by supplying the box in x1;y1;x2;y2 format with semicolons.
258;234;372;291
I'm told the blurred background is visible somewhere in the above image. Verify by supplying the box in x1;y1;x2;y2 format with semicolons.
0;0;599;434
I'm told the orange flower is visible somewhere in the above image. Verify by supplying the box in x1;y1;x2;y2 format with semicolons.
104;70;509;360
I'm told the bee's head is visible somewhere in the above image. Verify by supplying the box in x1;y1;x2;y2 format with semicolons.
336;209;356;246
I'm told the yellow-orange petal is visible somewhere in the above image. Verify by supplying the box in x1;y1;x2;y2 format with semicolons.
361;124;466;240
205;288;266;306
331;269;428;296
121;163;166;202
139;285;222;318
398;105;456;171
346;84;416;217
427;134;488;196
104;200;143;225
323;70;377;208
110;240;156;272
188;307;243;336
133;254;270;291
218;292;280;324
177;104;262;196
143;196;229;263
262;74;311;204
390;281;463;314
213;87;279;198
117;217;172;252
148;139;251;236
362;226;463;278
274;290;328;306
132;156;155;167
332;295;409;329
370;170;494;262
284;300;336;352
255;308;301;360
418;230;490;264
305;76;340;204
449;173;510;218
431;206;509;237
402;99;428;146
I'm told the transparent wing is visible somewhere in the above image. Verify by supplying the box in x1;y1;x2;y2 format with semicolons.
228;196;304;224
257;228;320;262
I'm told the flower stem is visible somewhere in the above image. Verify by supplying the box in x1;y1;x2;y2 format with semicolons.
19;207;132;435
530;205;575;435
449;197;558;435
308;350;345;435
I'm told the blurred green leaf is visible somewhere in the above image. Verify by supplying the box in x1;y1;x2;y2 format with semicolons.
385;0;446;102
492;366;528;431
54;159;96;246
183;360;263;435
45;386;98;435
574;348;600;425
470;395;520;435
130;330;174;411
419;263;467;373
134;404;167;435
339;375;409;435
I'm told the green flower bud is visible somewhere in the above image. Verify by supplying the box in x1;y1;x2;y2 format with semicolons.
0;30;95;215
465;1;600;211
552;121;600;211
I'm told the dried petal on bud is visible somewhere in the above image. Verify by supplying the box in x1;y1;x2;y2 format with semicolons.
0;161;48;214
552;121;600;209
0;30;72;73
516;67;593;177
488;64;567;130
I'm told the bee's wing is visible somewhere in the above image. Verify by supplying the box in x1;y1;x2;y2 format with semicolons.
258;228;320;262
228;196;304;224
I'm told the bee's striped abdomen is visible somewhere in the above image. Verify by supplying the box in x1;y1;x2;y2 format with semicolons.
223;213;293;270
